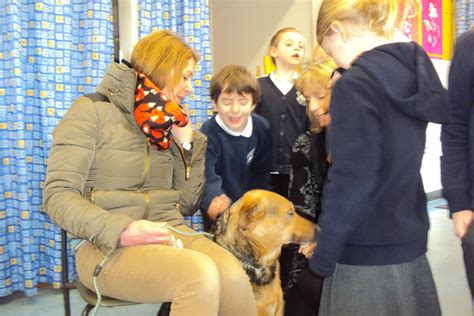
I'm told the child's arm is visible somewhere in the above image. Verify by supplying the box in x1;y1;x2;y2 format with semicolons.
200;129;227;215
441;33;473;219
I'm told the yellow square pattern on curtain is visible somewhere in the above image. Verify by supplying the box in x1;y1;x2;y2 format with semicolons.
0;0;113;297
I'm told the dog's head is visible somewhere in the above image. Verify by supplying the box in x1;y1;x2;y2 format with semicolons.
229;189;318;263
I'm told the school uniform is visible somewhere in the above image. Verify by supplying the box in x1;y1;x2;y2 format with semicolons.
255;73;308;197
310;41;449;315
200;113;274;228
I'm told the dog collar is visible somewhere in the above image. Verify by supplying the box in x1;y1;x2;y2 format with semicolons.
236;256;277;286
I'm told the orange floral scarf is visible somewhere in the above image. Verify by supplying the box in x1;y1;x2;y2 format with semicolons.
134;71;189;150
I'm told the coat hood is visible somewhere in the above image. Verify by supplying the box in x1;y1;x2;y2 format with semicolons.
353;42;449;124
95;61;138;130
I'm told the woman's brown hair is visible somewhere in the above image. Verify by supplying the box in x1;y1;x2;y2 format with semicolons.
131;30;200;94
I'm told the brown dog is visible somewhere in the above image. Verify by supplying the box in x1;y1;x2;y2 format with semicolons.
214;189;318;316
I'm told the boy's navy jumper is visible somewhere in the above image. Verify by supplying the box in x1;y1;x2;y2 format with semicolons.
200;113;274;213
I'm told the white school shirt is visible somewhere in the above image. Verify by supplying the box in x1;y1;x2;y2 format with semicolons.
215;114;253;138
269;71;298;95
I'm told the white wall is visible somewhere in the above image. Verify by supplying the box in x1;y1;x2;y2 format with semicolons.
117;0;139;60
421;59;451;194
210;0;316;75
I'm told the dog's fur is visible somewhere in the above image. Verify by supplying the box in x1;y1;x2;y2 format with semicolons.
214;189;318;316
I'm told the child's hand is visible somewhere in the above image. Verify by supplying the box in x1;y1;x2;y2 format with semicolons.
208;194;232;221
452;210;473;239
298;242;316;259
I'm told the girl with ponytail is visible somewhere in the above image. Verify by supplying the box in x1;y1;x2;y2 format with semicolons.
307;0;449;314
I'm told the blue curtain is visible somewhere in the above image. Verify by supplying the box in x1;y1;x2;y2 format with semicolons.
138;0;213;231
0;0;114;297
455;0;474;36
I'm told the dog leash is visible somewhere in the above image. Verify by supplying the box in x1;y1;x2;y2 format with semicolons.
166;225;214;239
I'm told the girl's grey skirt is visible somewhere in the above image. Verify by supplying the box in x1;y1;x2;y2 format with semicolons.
319;255;441;316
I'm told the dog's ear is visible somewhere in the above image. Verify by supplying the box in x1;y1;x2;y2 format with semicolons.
238;197;266;230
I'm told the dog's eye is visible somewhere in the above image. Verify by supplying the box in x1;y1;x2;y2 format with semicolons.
288;210;294;216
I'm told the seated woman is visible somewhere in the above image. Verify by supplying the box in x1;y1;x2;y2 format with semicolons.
43;30;256;316
284;57;337;316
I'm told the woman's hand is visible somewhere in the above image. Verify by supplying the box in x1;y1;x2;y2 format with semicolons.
452;210;474;239
171;120;194;145
119;220;173;247
298;242;317;259
208;194;231;221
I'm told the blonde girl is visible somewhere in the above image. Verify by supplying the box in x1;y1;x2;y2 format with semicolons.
308;0;449;314
254;27;307;293
255;27;307;199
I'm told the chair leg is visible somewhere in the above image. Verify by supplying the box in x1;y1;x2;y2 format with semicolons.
61;229;71;316
157;302;171;316
81;304;95;316
62;287;71;316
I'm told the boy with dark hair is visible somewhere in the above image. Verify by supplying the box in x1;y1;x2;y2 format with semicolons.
200;64;274;229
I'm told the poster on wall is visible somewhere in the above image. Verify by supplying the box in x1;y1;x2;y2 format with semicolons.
401;0;453;60
401;2;420;42
422;0;443;58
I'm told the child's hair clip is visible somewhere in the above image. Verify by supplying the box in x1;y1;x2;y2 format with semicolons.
296;90;307;106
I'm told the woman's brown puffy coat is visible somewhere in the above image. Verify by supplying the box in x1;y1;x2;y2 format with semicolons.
43;62;207;255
